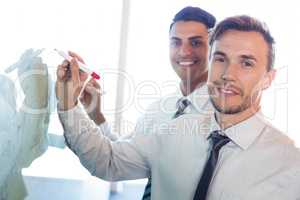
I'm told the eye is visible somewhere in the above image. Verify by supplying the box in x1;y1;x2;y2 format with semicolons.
190;39;203;47
242;59;255;68
213;56;225;63
170;39;181;47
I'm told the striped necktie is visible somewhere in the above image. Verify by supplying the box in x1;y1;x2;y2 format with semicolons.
193;130;231;200
173;98;191;119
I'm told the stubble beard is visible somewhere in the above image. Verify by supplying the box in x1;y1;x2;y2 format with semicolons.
208;86;260;115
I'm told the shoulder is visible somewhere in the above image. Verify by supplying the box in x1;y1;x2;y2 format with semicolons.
260;119;295;146
258;119;300;163
142;91;180;117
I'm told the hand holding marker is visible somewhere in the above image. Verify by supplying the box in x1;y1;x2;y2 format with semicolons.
54;49;100;80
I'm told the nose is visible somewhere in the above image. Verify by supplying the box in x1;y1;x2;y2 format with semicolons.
221;62;237;81
179;43;192;57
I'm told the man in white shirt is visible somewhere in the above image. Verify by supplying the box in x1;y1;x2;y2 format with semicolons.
78;6;216;132
56;15;300;200
192;15;300;199
65;6;216;199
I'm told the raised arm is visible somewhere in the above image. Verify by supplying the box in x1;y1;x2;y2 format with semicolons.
56;55;153;181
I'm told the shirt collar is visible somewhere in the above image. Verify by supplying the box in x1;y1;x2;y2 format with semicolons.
176;84;210;113
209;111;267;150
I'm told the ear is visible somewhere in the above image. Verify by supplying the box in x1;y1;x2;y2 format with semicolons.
262;69;276;90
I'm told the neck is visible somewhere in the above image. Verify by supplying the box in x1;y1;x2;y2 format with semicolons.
180;72;208;96
215;106;261;130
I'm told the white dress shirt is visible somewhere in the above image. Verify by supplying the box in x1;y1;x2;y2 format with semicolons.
205;112;300;199
99;85;210;139
58;88;300;200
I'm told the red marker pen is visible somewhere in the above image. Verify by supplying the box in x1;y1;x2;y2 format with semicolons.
55;49;100;80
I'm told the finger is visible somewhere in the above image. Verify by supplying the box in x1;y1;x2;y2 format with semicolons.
70;58;80;83
79;70;89;82
59;61;72;79
82;83;92;94
68;51;85;64
85;83;101;95
60;61;69;70
93;80;101;89
68;51;90;82
62;60;70;67
57;64;67;80
87;78;101;89
85;83;95;93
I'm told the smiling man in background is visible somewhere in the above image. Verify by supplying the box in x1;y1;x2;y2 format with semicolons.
74;6;216;200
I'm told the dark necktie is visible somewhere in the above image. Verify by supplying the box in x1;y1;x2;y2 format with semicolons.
141;177;152;200
141;98;191;200
193;130;231;200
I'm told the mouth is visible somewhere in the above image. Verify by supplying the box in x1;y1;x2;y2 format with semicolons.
176;60;198;67
216;85;241;96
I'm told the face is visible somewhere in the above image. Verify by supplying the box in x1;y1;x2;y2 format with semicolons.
169;21;209;87
208;30;275;114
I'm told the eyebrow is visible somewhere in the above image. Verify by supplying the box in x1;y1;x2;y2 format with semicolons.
240;55;257;62
170;36;180;40
188;36;204;40
213;51;258;62
213;51;226;57
170;36;204;40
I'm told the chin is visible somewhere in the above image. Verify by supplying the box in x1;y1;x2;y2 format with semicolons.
178;73;193;82
219;107;244;115
210;97;245;115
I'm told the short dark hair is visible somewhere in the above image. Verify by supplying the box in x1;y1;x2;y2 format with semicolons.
170;6;216;31
209;15;275;71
